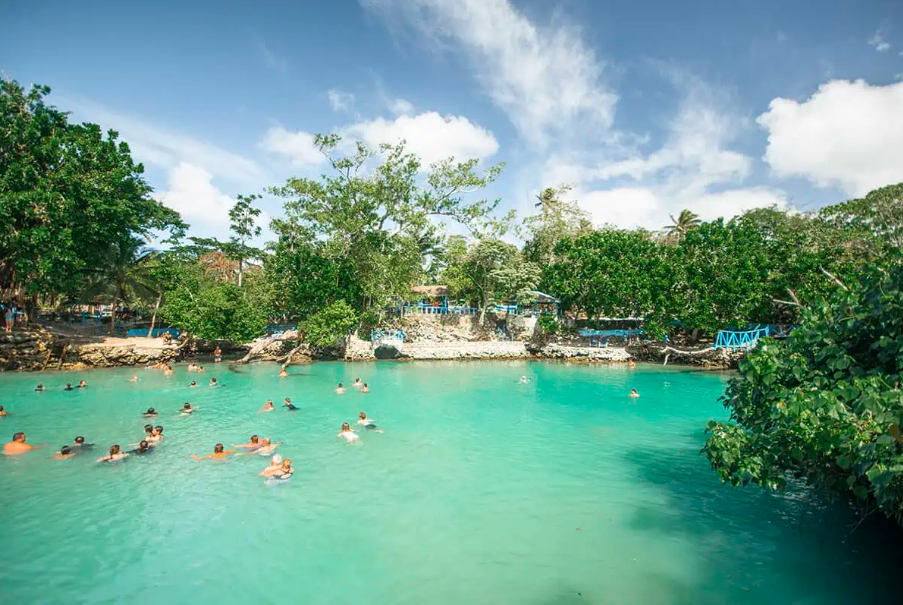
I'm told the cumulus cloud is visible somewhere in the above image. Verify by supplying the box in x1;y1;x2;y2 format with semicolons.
260;126;325;167
340;111;498;166
155;163;236;228
389;97;414;116
327;89;355;112
757;79;903;196
361;0;616;147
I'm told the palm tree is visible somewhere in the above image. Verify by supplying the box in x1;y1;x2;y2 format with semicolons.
534;187;560;213
664;209;701;239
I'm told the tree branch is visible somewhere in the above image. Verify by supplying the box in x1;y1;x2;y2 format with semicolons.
820;266;849;291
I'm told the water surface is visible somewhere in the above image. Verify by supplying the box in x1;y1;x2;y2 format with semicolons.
1;361;900;604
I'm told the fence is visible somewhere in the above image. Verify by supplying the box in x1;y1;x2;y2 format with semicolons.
713;327;770;350
400;305;479;316
371;329;404;344
579;328;647;348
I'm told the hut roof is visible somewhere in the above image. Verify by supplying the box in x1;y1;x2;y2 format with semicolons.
411;285;449;297
530;291;560;303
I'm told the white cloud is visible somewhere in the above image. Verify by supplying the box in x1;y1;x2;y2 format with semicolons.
340;111;498;166
757;79;903;196
260;126;325;167
390;97;414;116
155;163;236;229
868;30;890;53
361;0;616;147
327;89;355;112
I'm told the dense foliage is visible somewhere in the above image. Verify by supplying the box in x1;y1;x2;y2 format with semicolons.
704;267;903;524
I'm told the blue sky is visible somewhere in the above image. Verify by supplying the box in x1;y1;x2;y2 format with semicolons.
3;0;902;242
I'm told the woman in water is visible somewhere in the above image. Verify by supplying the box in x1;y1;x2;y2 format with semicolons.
209;378;218;387
261;399;275;411
54;445;76;460
146;426;163;445
335;383;346;394
180;403;196;414
192;443;234;460
188;381;197;387
130;375;139;383
353;378;362;389
163;366;173;376
628;360;636;368
97;444;128;463
338;422;359;442
270;458;294;480
0;405;8;417
283;398;299;411
279;366;288;378
187;362;197;372
232;435;262;451
35;384;45;392
361;383;370;393
64;383;74;391
143;408;157;418
629;388;640;398
73;436;94;449
130;440;152;455
197;365;205;373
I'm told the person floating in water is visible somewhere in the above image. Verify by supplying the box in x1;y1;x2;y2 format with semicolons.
3;432;45;456
130;375;139;383
263;458;294;480
361;383;370;393
356;412;382;432
0;405;8;417
77;380;87;388
629;388;640;398
338;422;359;442
336;383;346;394
261;399;275;411
197;365;205;373
143;407;157;418
35;383;45;392
232;435;262;451
519;375;529;384
73;435;94;449
279;366;288;378
209;378;218;387
97;444;128;463
180;403;196;414
213;345;222;363
54;445;76;460
64;383;74;391
283;398;298;411
188;381;197;387
192;443;234;460
130;440;152;455
353;378;362;389
187;362;197;372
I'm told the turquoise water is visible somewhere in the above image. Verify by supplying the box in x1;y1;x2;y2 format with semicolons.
1;361;900;604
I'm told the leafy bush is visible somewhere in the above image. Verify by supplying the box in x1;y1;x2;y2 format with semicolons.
303;300;359;348
704;267;903;524
538;313;560;335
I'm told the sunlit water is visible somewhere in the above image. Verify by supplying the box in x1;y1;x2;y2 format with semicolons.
1;361;900;604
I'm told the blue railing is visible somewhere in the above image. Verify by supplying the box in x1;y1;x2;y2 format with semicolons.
371;329;404;343
126;327;180;338
579;328;646;348
265;324;297;334
713;327;771;350
401;305;479;316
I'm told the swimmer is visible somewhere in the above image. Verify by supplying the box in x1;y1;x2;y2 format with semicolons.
192;443;235;460
130;440;152;455
338;422;359;442
259;454;285;477
188;380;197;387
279;367;288;378
197;365;205;373
628;360;636;368
267;458;294;480
180;402;196;414
77;380;87;388
232;435;262;450
73;435;94;448
254;438;282;455
146;427;163;445
35;383;45;392
336;383;346;394
130;375;138;383
154;425;164;440
209;378;218;387
97;444;128;463
361;383;370;393
261;399;275;411
187;362;197;372
54;445;76;460
283;398;299;411
3;432;45;456
629;388;640;398
163;366;173;376
353;378;362;389
64;383;74;391
0;405;8;417
143;407;157;418
519;375;529;384
356;412;381;431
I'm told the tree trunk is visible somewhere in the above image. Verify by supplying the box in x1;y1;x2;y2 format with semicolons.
147;292;163;338
238;258;243;288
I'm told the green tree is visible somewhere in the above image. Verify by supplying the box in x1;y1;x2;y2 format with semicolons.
704;267;903;526
663;209;701;241
227;193;262;288
303;299;359;349
819;182;903;259
463;239;540;322
0;81;185;307
521;184;592;265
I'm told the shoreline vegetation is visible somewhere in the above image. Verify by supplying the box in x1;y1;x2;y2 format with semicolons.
3;80;903;530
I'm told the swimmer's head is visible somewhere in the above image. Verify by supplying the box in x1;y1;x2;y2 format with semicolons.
363;383;368;388
139;440;149;451
78;380;86;387
155;425;163;434
75;436;85;444
66;383;72;388
214;443;224;453
144;424;153;433
146;407;155;414
250;435;259;444
190;381;196;386
355;378;361;383
0;406;4;412
630;388;638;394
338;383;344;388
37;384;43;389
13;431;25;442
282;459;292;469
341;422;350;431
272;454;283;465
60;445;72;455
261;438;271;445
110;444;121;455
183;403;191;409
210;378;217;384
359;412;366;419
284;398;290;403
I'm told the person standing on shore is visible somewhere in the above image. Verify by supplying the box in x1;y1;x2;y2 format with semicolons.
3;301;15;334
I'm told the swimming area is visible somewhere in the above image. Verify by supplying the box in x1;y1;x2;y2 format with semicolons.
1;361;901;604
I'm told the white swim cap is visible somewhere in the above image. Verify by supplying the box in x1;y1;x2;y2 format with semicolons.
272;454;283;464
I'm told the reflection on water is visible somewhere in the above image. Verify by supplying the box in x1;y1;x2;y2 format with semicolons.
0;361;900;604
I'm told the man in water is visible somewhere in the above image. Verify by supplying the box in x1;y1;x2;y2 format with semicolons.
0;405;8;417
54;445;76;460
361;383;370;393
353;378;362;389
187;363;197;372
180;403;196;414
519;375;529;384
3;432;45;456
188;381;197;387
629;388;640;398
356;412;381;431
209;378;218;387
279;367;288;378
130;440;153;455
258;454;285;477
336;383;346;394
191;443;234;460
35;384;45;392
262;457;294;480
77;380;87;388
146;426;163;445
283;398;298;411
213;345;222;363
97;444;128;462
261;399;275;411
64;383;74;391
232;435;262;451
130;375;139;383
73;435;94;448
144;408;157;418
